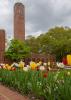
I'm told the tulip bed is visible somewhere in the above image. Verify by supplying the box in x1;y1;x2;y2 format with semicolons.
0;69;71;100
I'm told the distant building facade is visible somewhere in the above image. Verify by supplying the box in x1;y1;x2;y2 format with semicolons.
14;3;25;41
0;30;5;63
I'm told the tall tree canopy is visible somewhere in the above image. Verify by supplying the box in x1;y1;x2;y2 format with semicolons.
26;27;71;61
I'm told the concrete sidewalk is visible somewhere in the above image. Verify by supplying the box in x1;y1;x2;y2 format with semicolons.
0;84;29;100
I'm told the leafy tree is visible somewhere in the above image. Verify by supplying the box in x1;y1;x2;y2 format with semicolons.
26;36;40;53
25;27;71;61
38;27;71;61
5;39;31;61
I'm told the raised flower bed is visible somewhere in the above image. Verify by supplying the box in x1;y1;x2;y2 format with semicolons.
0;68;71;100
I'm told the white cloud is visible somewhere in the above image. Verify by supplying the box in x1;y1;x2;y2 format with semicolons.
0;0;71;39
0;0;10;38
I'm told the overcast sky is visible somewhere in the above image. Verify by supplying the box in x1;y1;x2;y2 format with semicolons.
0;0;71;39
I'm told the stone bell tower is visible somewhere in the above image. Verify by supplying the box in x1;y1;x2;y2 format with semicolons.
14;3;25;41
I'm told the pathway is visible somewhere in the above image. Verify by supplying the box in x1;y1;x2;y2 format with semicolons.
0;84;29;100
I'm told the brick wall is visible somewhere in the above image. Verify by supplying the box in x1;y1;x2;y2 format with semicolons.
0;30;5;63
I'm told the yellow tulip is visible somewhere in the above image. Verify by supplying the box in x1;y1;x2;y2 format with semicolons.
19;61;25;69
30;61;37;70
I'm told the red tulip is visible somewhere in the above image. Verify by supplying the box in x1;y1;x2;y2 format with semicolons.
43;72;48;78
11;67;16;71
36;66;39;71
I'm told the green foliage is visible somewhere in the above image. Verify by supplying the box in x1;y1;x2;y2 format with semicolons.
26;36;41;53
26;26;71;61
0;69;71;100
45;27;71;61
5;39;31;61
